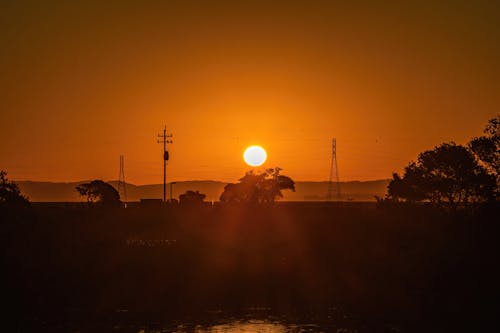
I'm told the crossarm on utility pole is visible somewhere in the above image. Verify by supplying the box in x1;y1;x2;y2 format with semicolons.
157;126;173;202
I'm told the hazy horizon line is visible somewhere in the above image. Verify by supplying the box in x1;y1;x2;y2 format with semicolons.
15;178;391;186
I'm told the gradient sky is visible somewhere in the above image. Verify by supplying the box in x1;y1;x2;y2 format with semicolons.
1;0;499;184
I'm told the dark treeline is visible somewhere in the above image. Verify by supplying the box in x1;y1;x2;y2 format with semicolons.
384;116;499;208
1;202;499;332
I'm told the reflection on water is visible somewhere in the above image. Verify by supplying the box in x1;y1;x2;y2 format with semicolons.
25;308;370;332
129;310;362;333
171;320;289;333
150;320;332;333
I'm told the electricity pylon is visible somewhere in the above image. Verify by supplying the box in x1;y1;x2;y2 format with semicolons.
327;138;341;201
117;155;127;201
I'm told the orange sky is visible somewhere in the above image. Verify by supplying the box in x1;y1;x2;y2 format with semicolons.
1;0;499;184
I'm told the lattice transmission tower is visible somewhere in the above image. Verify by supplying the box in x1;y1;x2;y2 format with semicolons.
117;155;127;201
327;138;341;201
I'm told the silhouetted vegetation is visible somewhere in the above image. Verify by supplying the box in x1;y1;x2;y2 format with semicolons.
386;143;496;207
179;190;206;205
386;117;499;208
469;115;499;182
0;170;29;206
76;180;121;206
220;168;295;204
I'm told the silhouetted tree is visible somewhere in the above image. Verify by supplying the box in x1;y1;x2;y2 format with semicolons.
469;115;499;182
387;168;427;203
179;190;206;205
0;170;29;206
220;168;295;204
76;180;121;206
387;143;496;208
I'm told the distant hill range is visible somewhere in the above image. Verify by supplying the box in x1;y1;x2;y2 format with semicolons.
16;179;390;202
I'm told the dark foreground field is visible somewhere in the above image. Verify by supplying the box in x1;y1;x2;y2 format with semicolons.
1;202;499;332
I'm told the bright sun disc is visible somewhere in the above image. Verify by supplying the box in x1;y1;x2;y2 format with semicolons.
243;145;267;167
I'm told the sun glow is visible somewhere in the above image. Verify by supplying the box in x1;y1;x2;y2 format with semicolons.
243;145;267;167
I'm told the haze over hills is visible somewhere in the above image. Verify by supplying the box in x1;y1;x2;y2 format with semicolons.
16;179;390;202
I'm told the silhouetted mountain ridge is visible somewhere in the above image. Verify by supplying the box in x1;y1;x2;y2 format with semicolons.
16;179;390;202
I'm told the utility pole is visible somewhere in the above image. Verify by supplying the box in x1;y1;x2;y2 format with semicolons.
327;138;341;201
157;126;173;202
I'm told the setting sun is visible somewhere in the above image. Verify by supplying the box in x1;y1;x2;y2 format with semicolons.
243;145;267;167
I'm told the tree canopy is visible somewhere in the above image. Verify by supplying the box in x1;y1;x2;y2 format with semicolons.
386;117;500;208
387;142;497;208
468;115;499;182
220;168;295;204
179;190;206;205
76;180;121;206
0;170;29;206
